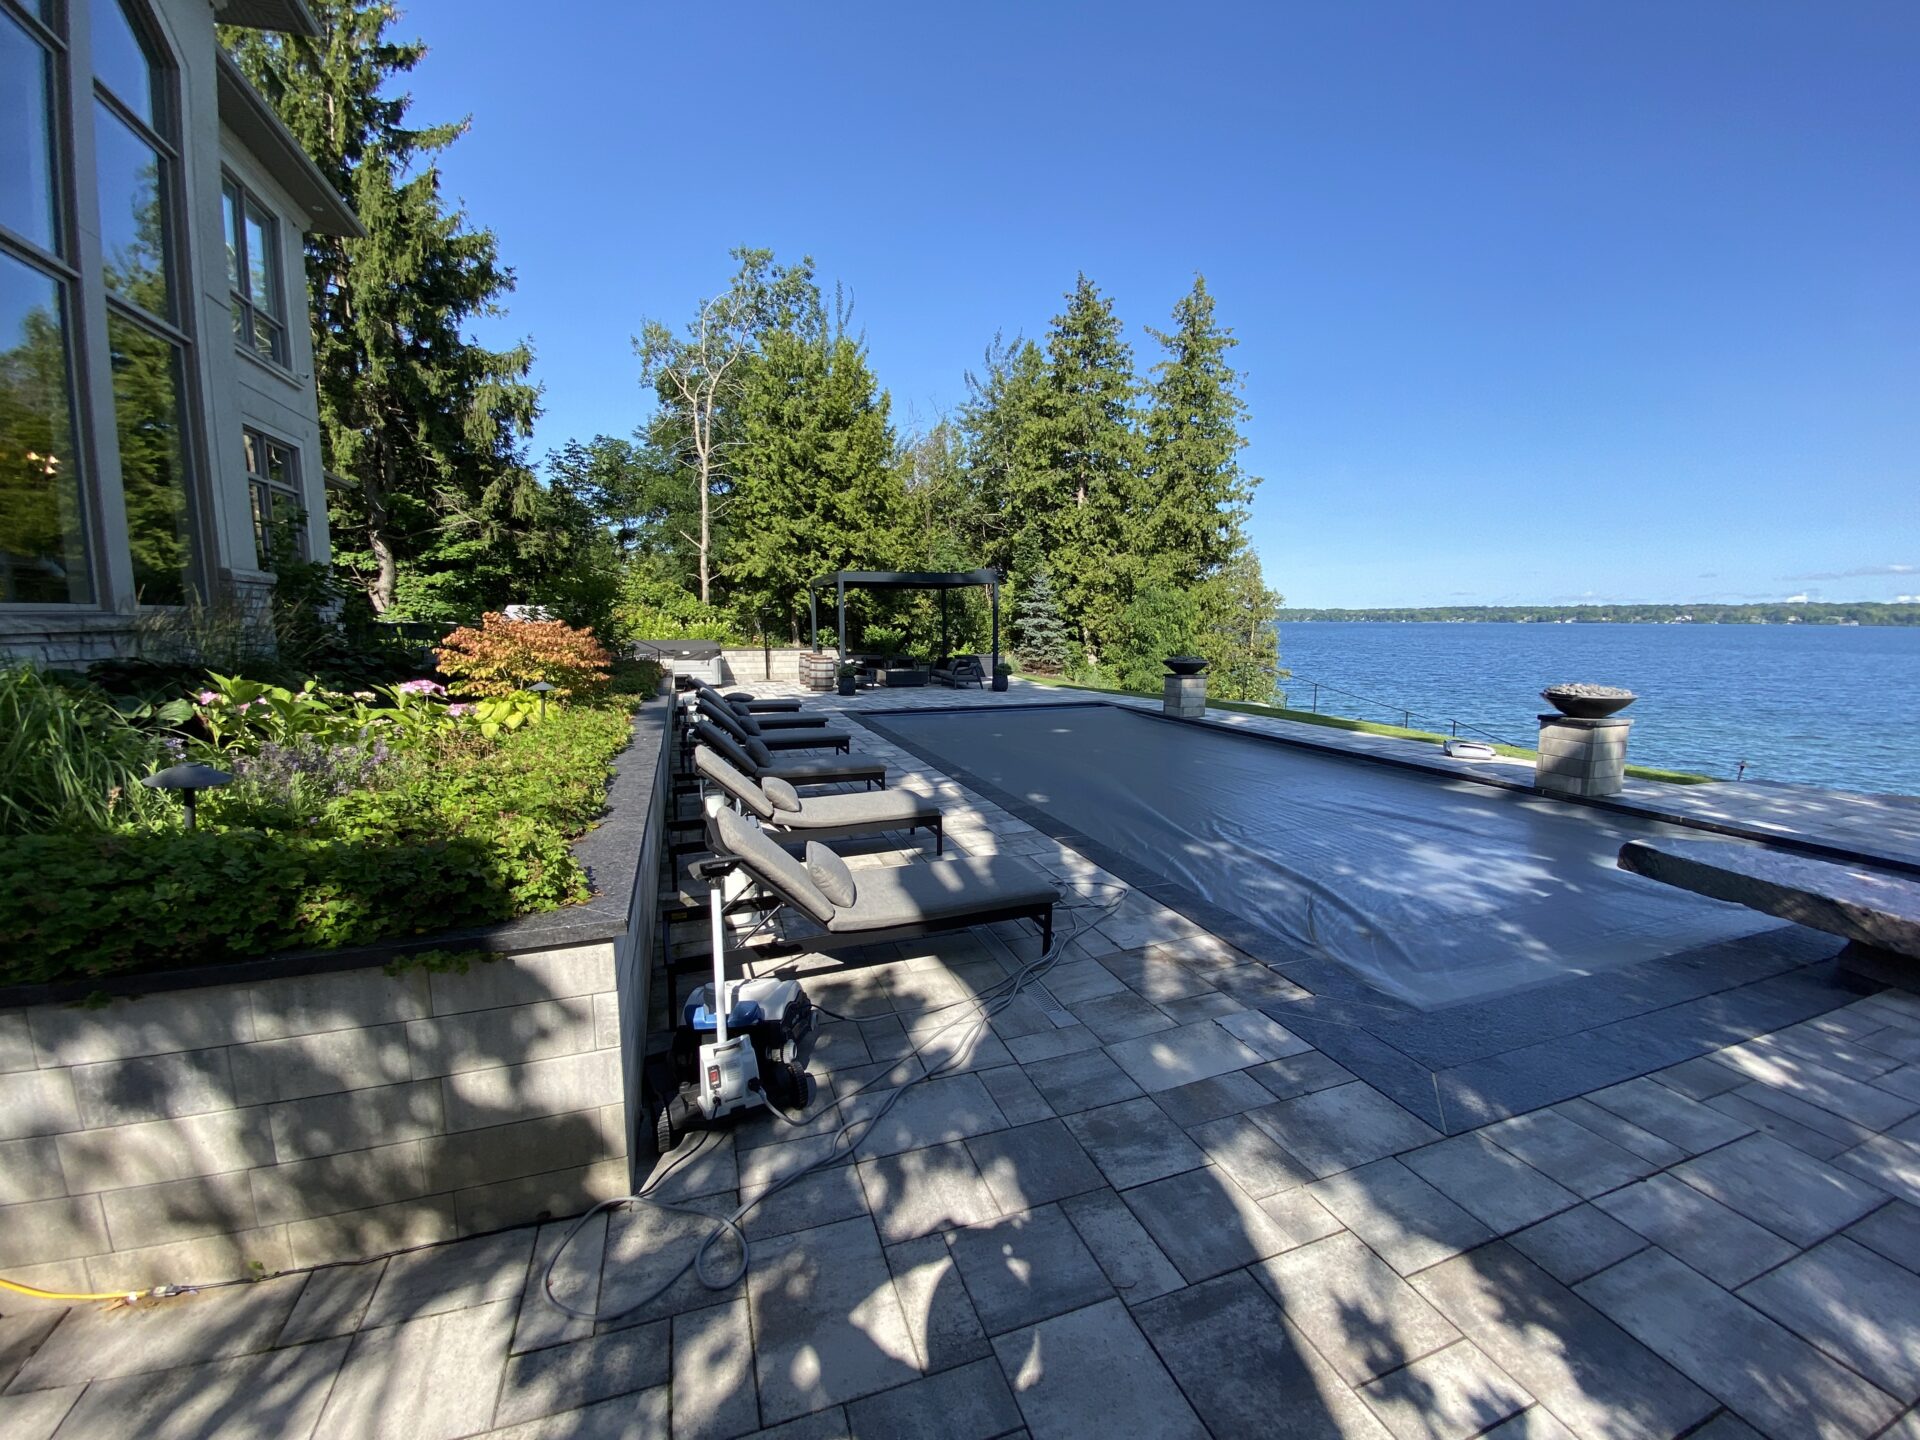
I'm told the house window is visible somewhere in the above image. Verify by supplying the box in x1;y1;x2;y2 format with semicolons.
92;0;198;607
0;1;93;603
223;178;286;366
243;426;303;567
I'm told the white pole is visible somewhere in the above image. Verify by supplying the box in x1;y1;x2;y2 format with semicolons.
708;877;730;1047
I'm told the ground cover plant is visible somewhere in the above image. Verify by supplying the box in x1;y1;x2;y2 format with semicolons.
0;618;651;987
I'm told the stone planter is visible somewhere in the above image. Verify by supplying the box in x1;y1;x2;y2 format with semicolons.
0;702;673;1289
837;675;856;696
992;674;1009;692
1164;655;1209;677
1541;684;1636;719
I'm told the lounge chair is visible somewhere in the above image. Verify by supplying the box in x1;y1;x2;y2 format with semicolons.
692;721;887;789
698;687;833;733
695;745;944;853
707;806;1058;952
930;656;985;689
700;701;852;754
724;690;803;713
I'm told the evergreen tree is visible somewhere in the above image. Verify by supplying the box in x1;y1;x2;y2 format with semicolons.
1013;567;1072;673
721;321;901;642
1142;276;1255;586
224;2;542;616
1197;543;1285;702
959;335;1049;577
1035;275;1143;659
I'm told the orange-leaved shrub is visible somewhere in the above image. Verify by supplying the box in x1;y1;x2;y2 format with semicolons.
435;613;612;698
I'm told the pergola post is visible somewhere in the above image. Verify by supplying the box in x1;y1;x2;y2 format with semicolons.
940;589;949;662
990;581;1000;678
836;578;847;664
808;588;819;650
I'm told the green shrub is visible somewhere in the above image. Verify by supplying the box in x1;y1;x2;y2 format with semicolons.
0;701;636;986
0;665;170;836
1106;584;1200;693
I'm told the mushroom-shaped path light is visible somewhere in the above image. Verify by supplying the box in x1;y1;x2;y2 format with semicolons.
141;762;234;832
529;680;555;719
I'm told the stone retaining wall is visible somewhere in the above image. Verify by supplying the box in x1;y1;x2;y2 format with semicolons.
0;943;628;1293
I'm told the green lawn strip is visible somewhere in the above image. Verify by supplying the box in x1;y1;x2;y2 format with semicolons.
1011;672;1714;785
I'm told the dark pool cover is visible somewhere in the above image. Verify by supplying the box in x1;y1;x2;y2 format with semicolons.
876;705;1780;1009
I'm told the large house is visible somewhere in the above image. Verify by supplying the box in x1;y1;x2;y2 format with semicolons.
0;0;355;666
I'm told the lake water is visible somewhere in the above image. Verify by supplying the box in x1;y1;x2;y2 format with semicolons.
1275;621;1920;795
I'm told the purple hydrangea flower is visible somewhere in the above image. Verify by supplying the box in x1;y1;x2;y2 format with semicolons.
195;690;218;705
447;702;474;718
398;679;446;696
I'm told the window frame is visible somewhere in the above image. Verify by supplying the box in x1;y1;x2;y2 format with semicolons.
0;0;97;607
222;172;287;369
242;423;304;568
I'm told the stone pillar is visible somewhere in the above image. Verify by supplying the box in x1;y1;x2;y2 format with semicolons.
1164;674;1207;718
1536;715;1633;797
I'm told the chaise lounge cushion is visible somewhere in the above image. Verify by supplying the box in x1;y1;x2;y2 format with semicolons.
762;776;803;812
806;843;858;907
694;746;776;820
823;854;1059;934
713;808;836;924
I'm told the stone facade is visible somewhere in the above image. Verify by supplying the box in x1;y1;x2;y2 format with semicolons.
1164;673;1208;718
1536;715;1634;798
0;945;627;1292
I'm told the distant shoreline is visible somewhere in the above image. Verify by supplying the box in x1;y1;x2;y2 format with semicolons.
1278;603;1920;627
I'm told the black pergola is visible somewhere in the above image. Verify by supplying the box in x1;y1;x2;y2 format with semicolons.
808;568;1001;673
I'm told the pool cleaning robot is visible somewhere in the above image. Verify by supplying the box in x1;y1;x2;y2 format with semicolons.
651;853;814;1152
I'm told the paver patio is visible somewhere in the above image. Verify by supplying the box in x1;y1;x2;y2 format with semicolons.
4;683;1919;1438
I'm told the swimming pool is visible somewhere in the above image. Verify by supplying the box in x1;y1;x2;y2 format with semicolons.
868;703;1782;1010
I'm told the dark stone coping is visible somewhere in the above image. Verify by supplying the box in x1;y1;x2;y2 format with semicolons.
861;700;1869;1134
0;698;674;1010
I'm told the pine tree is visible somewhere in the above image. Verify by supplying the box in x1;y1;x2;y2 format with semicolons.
1013;567;1072;673
1035;275;1143;659
959;335;1050;577
224;3;541;616
722;316;901;643
1142;275;1256;587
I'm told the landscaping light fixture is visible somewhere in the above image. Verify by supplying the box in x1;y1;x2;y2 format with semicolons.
141;762;233;832
529;680;555;718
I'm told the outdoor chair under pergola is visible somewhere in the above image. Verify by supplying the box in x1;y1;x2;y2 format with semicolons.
808;568;1003;686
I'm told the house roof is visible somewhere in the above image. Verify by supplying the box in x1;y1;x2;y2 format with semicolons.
213;0;320;37
216;51;363;238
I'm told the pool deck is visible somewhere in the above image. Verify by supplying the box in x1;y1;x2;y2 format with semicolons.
5;681;1919;1439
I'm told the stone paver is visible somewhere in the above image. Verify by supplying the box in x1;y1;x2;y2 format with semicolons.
746;1217;918;1424
1481;1110;1657;1198
1250;1082;1443;1178
1596;1173;1799;1288
1674;1133;1887;1246
1062;1096;1207;1190
1401;1134;1579;1235
1255;1231;1460;1387
1737;1235;1920;1402
1577;1247;1903;1439
943;1204;1112;1335
1412;1243;1716;1440
1101;1020;1261;1092
992;1298;1207;1440
1359;1339;1533;1440
1120;1163;1303;1282
1137;1269;1396;1439
16;699;1920;1440
963;1118;1106;1212
1308;1159;1495;1276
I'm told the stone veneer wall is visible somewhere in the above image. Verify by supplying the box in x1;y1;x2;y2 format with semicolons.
718;647;807;685
0;946;628;1293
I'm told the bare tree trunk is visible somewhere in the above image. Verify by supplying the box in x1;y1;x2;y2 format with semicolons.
365;444;398;614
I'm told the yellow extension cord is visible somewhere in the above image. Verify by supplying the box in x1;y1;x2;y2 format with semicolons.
0;1275;169;1304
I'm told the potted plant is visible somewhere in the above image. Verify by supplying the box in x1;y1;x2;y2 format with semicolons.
837;662;859;697
992;661;1012;693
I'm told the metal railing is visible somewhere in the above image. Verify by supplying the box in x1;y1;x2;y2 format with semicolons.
1279;671;1524;748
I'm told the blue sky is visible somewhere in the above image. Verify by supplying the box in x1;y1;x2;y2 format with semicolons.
395;1;1918;608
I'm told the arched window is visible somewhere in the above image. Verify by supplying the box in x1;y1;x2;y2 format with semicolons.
90;0;199;607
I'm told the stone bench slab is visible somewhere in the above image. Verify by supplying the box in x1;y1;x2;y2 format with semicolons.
1618;838;1920;961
